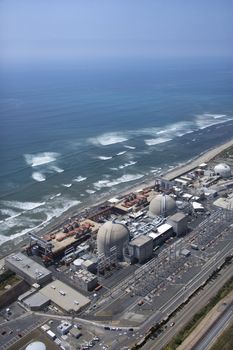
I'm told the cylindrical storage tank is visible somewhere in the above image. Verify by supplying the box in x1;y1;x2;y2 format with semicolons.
149;194;176;218
97;221;130;259
26;341;46;350
214;163;231;178
73;258;84;271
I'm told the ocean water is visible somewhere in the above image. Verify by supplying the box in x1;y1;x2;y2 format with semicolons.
0;57;233;246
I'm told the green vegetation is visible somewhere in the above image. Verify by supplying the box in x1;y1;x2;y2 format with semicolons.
164;274;233;350
210;321;233;350
0;270;22;294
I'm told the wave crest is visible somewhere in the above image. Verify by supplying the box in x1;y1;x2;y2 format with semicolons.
24;152;59;167
32;172;46;182
94;173;144;189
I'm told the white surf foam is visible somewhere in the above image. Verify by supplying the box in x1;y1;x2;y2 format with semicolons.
0;209;22;221
62;183;72;188
32;172;46;182
49;165;64;173
24;152;59;167
94;173;144;189
1;200;45;211
49;193;62;200
98;156;113;160
86;189;96;194
204;113;227;119
124;145;136;149
89;133;128;146
116;151;127;156
145;137;172;146
195;113;232;130
110;167;119;171
0;197;81;246
118;161;137;169
73;176;87;182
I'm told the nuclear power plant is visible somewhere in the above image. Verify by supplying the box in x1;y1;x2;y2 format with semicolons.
1;157;233;350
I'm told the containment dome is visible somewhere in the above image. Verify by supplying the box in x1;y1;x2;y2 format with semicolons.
97;221;129;259
214;163;231;178
149;194;176;218
25;341;46;350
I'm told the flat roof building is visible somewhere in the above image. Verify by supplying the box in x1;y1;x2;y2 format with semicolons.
5;252;52;285
22;292;50;311
167;212;188;236
128;235;153;263
74;269;98;291
39;279;90;313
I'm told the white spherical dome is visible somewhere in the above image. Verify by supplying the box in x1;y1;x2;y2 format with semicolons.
214;163;231;178
97;221;129;259
149;194;176;217
26;341;46;350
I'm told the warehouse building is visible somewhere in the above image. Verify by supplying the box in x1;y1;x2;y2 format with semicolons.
5;252;52;285
21;292;50;311
39;279;90;313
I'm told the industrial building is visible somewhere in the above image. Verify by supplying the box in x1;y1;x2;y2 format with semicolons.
128;235;153;263
21;292;50;311
57;321;72;335
97;221;130;259
74;269;98;291
167;212;188;236
148;194;176;218
5;252;52;285
39;279;90;313
148;223;173;246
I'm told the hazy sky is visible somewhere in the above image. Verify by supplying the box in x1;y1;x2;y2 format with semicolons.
1;0;233;64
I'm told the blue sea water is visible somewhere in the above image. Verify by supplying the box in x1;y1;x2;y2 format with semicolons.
0;57;233;245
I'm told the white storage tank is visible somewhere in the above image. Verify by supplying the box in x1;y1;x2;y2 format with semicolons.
26;341;46;350
214;163;231;178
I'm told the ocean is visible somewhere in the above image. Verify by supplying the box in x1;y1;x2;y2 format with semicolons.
0;57;233;247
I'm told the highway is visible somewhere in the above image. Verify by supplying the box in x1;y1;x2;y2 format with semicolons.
194;305;233;350
142;262;233;350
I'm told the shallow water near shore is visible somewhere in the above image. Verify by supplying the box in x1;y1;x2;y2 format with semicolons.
1;57;233;248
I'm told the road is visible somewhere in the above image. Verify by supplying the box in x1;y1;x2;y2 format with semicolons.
194;305;233;350
142;262;233;350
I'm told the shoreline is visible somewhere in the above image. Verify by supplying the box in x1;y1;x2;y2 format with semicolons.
1;137;233;259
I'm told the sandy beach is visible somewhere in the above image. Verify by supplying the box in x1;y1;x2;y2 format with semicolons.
1;138;233;260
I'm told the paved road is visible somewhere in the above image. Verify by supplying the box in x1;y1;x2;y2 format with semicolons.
142;262;233;350
194;305;233;350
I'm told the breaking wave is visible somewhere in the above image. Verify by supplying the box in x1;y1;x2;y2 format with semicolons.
73;176;87;182
49;165;64;173
145;137;172;146
88;133;128;146
94;173;144;189
24;152;59;167
1;200;45;211
97;156;113;160
32;172;46;182
62;183;72;188
116;151;127;156
0;198;81;246
118;161;137;169
86;189;96;194
124;145;136;149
